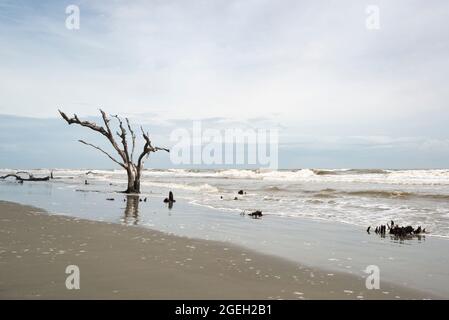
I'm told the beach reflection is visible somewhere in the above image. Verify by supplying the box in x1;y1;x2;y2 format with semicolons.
389;234;426;244
122;195;140;225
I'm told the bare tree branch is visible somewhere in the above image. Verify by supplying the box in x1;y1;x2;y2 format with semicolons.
111;114;131;165
141;127;170;152
137;126;169;170
59;109;128;166
126;118;136;163
78;140;125;168
59;110;109;137
99;110;127;163
59;109;169;193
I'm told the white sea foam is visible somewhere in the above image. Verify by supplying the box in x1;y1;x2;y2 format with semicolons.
11;167;448;186
139;168;449;185
3;168;449;237
141;181;219;193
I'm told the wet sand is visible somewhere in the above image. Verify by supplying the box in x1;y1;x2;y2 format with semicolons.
0;201;436;299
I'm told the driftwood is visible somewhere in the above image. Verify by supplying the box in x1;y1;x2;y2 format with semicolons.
0;171;50;182
163;191;176;203
367;220;427;239
163;191;175;209
59;109;169;193
248;210;263;218
241;210;263;219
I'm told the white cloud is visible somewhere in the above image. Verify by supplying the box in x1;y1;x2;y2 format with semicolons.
0;0;449;168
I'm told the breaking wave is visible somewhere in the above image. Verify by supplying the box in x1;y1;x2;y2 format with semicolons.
3;167;449;237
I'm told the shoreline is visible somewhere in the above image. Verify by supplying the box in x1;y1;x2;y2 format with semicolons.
0;200;438;299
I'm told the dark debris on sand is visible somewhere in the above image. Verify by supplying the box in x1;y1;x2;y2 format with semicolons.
367;220;427;239
241;210;263;219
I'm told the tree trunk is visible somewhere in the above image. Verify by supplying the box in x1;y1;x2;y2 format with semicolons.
125;168;140;193
133;172;141;194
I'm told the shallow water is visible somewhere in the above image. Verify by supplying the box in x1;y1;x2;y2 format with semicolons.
1;177;449;297
2;168;449;238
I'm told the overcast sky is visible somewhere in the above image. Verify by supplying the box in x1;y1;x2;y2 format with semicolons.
1;0;449;168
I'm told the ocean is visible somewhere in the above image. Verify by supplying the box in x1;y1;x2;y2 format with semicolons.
2;168;448;237
2;167;449;296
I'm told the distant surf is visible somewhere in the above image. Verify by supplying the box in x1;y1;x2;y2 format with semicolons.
2;168;449;237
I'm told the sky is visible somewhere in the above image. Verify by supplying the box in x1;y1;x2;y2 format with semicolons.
1;0;449;169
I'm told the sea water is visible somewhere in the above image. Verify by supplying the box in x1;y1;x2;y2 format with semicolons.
1;168;449;297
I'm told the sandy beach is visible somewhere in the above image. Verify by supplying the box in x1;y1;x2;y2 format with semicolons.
2;0;449;306
0;200;436;299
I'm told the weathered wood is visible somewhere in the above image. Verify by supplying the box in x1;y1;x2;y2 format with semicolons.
0;172;50;182
248;210;263;218
368;221;427;239
59;109;169;193
163;191;176;203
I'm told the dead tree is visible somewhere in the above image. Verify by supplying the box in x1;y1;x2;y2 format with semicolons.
0;171;50;182
59;109;169;193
